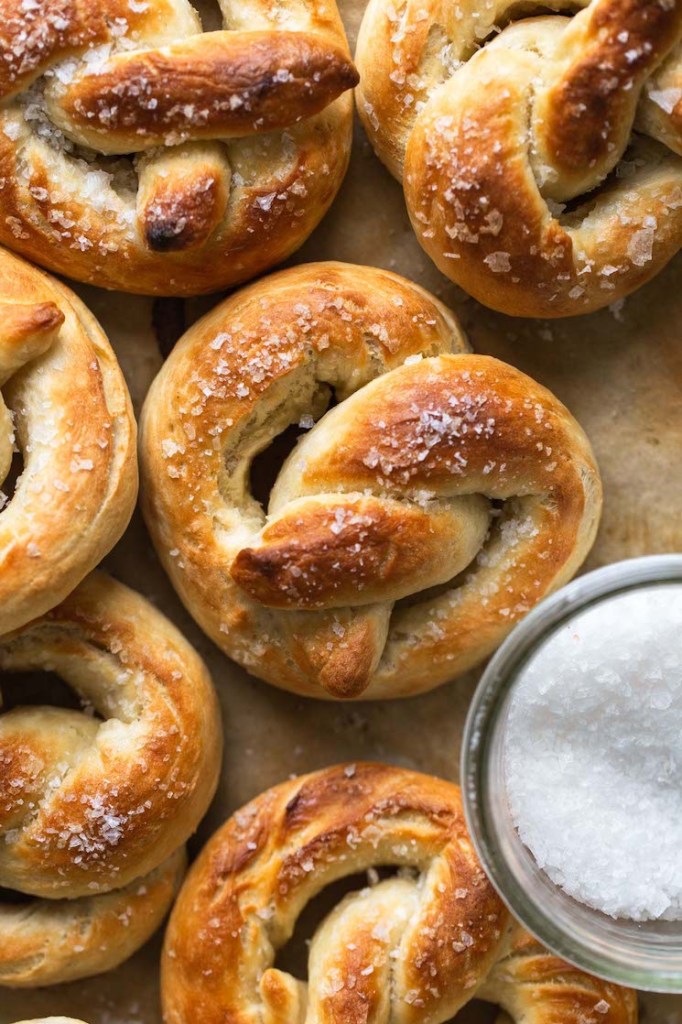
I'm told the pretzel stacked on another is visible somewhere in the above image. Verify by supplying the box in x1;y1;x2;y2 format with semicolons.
0;245;136;635
162;763;638;1024
357;0;682;317
0;0;357;295
0;573;222;987
141;262;602;700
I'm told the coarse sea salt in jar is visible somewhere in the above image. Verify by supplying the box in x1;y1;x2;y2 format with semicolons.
462;556;682;991
505;584;682;923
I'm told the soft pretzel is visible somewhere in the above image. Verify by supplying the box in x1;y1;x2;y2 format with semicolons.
0;848;186;988
0;572;222;986
162;763;638;1024
0;245;136;635
0;0;357;295
140;262;601;700
356;0;682;317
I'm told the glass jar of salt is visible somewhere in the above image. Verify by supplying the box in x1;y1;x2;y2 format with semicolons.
462;555;682;992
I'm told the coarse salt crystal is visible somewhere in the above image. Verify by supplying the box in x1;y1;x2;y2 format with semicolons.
505;585;682;921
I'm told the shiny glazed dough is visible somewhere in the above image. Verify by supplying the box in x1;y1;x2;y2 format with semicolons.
140;261;602;699
0;0;357;295
162;762;638;1024
0;573;222;987
0;245;136;634
357;0;682;316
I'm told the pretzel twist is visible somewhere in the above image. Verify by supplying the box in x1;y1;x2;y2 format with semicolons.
0;245;136;635
0;573;222;986
161;763;638;1024
356;0;682;317
0;0;357;295
140;262;602;700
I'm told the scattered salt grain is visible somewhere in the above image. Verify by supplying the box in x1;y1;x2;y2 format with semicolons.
504;585;682;921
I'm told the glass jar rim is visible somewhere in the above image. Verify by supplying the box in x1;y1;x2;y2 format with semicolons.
461;553;682;992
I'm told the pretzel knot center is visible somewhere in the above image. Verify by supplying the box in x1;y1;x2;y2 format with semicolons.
260;871;476;1021
231;488;490;611
220;350;601;698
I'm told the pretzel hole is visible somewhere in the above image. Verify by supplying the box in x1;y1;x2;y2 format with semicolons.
0;885;33;905
274;868;396;977
0;448;24;513
556;141;645;225
0;669;103;720
271;867;499;1022
248;389;336;509
249;424;303;509
21;81;141;205
192;0;224;31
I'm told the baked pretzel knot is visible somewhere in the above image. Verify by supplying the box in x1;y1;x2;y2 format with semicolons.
0;0;357;295
0;573;222;987
356;0;682;317
0;245;136;635
162;763;638;1024
141;262;602;700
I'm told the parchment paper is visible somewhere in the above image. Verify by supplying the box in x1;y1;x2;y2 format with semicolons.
2;0;681;1018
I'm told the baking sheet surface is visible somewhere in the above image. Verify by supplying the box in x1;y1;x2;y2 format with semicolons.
2;0;682;1018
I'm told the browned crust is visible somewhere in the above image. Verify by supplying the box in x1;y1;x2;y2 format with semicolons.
481;928;639;1023
138;147;231;253
0;0;149;99
543;0;682;172
404;41;682;317
0;848;186;988
0;572;222;899
162;764;508;1024
231;495;488;609
52;32;358;151
0;246;137;633
140;263;600;699
0;1;355;294
0;97;353;294
161;764;636;1024
0;302;64;347
360;0;682;317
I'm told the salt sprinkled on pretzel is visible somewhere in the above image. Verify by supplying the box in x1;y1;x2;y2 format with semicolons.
140;262;602;699
0;0;357;294
357;0;682;317
162;763;638;1024
0;573;222;986
0;244;136;634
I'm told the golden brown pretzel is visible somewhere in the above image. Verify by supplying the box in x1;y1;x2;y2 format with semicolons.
0;0;356;295
0;572;222;986
0;245;136;635
0;849;186;988
161;763;638;1024
140;262;602;700
356;0;682;317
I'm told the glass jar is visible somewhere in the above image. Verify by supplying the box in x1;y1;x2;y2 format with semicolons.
461;554;682;992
